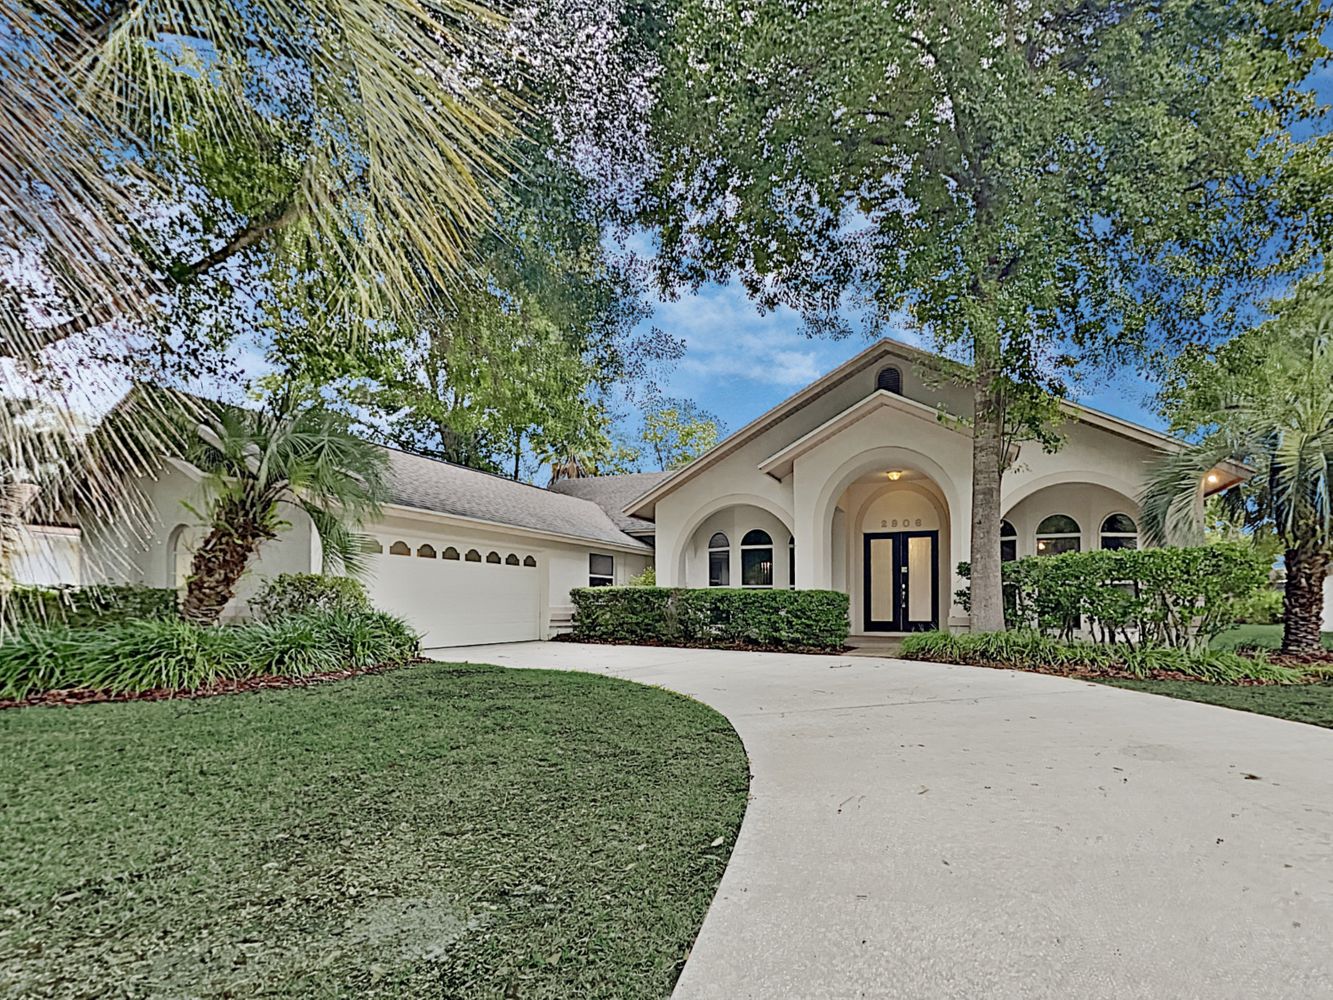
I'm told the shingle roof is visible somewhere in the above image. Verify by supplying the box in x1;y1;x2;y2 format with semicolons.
384;449;651;550
547;472;670;534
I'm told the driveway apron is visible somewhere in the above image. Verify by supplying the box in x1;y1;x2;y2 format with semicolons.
428;642;1333;1000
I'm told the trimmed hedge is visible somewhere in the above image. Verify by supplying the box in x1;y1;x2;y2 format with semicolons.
900;629;1306;684
957;543;1270;648
1;584;177;629
571;587;849;650
0;610;420;700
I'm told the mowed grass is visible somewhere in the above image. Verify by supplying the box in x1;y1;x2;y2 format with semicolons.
0;663;749;999
1211;624;1333;651
1102;678;1333;729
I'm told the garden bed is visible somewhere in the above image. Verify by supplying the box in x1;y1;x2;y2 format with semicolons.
0;662;749;999
0;656;427;710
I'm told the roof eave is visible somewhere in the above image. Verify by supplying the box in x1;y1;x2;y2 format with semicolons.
379;501;651;554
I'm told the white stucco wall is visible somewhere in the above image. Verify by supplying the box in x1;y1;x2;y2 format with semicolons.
6;526;81;586
1324;577;1332;633
81;464;320;617
649;345;1172;633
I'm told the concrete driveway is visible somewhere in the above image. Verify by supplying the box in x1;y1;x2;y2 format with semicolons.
427;642;1333;1000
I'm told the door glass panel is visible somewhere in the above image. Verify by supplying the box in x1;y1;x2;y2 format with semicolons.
869;537;894;622
907;535;932;622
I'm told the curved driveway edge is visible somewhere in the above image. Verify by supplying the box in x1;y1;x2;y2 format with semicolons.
428;642;1333;1000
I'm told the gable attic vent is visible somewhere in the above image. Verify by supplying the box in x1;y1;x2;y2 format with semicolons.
876;366;902;394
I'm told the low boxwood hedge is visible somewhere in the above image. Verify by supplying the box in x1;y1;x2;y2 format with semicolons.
571;587;849;650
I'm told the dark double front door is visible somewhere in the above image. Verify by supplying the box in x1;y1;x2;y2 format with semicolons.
863;531;939;632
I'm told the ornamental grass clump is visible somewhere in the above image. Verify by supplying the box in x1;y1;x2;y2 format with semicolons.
900;629;1307;685
0;610;420;701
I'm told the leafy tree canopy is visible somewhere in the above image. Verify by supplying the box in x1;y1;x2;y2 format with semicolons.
635;0;1330;629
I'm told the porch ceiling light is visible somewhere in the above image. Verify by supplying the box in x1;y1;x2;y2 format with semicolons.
886;470;903;481
1206;472;1220;484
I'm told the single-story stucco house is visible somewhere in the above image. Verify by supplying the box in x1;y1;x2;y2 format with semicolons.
15;338;1333;643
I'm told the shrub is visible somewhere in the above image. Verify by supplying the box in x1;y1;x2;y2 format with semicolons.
248;573;371;620
1232;588;1284;626
0;610;420;701
571;587;849;650
957;543;1270;648
1;584;177;629
627;565;657;587
900;629;1305;684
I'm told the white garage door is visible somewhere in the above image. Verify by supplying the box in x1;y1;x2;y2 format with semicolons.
364;538;542;647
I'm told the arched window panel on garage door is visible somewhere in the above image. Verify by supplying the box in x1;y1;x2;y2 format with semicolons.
505;553;520;566
1036;515;1081;556
389;540;411;556
486;551;502;564
442;547;460;560
708;532;730;587
741;529;773;588
417;544;436;558
465;549;482;562
523;555;537;567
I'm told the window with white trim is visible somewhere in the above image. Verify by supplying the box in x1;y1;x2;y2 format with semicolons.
740;529;774;587
708;532;730;587
589;553;615;587
1100;513;1139;550
1036;515;1081;556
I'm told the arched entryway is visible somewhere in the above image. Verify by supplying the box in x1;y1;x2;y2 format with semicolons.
804;448;960;635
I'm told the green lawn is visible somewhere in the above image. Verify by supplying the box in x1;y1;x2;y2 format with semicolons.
1102;677;1333;729
0;663;748;999
1211;624;1333;651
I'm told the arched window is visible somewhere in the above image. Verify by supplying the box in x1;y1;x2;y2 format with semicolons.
465;549;482;562
1100;513;1139;550
741;529;774;587
505;553;520;566
442;547;460;560
876;365;903;394
708;531;730;587
1036;515;1081;556
389;540;411;556
1000;520;1017;563
485;551;502;564
416;544;436;559
523;555;537;567
362;538;384;554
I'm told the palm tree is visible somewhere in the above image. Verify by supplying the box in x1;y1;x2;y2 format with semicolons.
176;394;388;626
1141;297;1333;655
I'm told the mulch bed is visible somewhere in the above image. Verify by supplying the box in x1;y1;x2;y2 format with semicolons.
552;633;850;656
0;657;427;711
900;652;1330;686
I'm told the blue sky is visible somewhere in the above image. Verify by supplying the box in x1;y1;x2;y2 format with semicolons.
631;45;1333;440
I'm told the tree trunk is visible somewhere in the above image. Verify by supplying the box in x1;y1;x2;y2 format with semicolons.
1282;546;1329;655
969;345;1007;634
179;504;275;626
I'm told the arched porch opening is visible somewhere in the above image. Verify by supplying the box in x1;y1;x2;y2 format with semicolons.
675;497;796;590
808;448;961;635
1002;481;1141;561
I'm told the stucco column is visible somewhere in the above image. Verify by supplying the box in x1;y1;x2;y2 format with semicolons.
655;504;682;587
792;463;831;590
